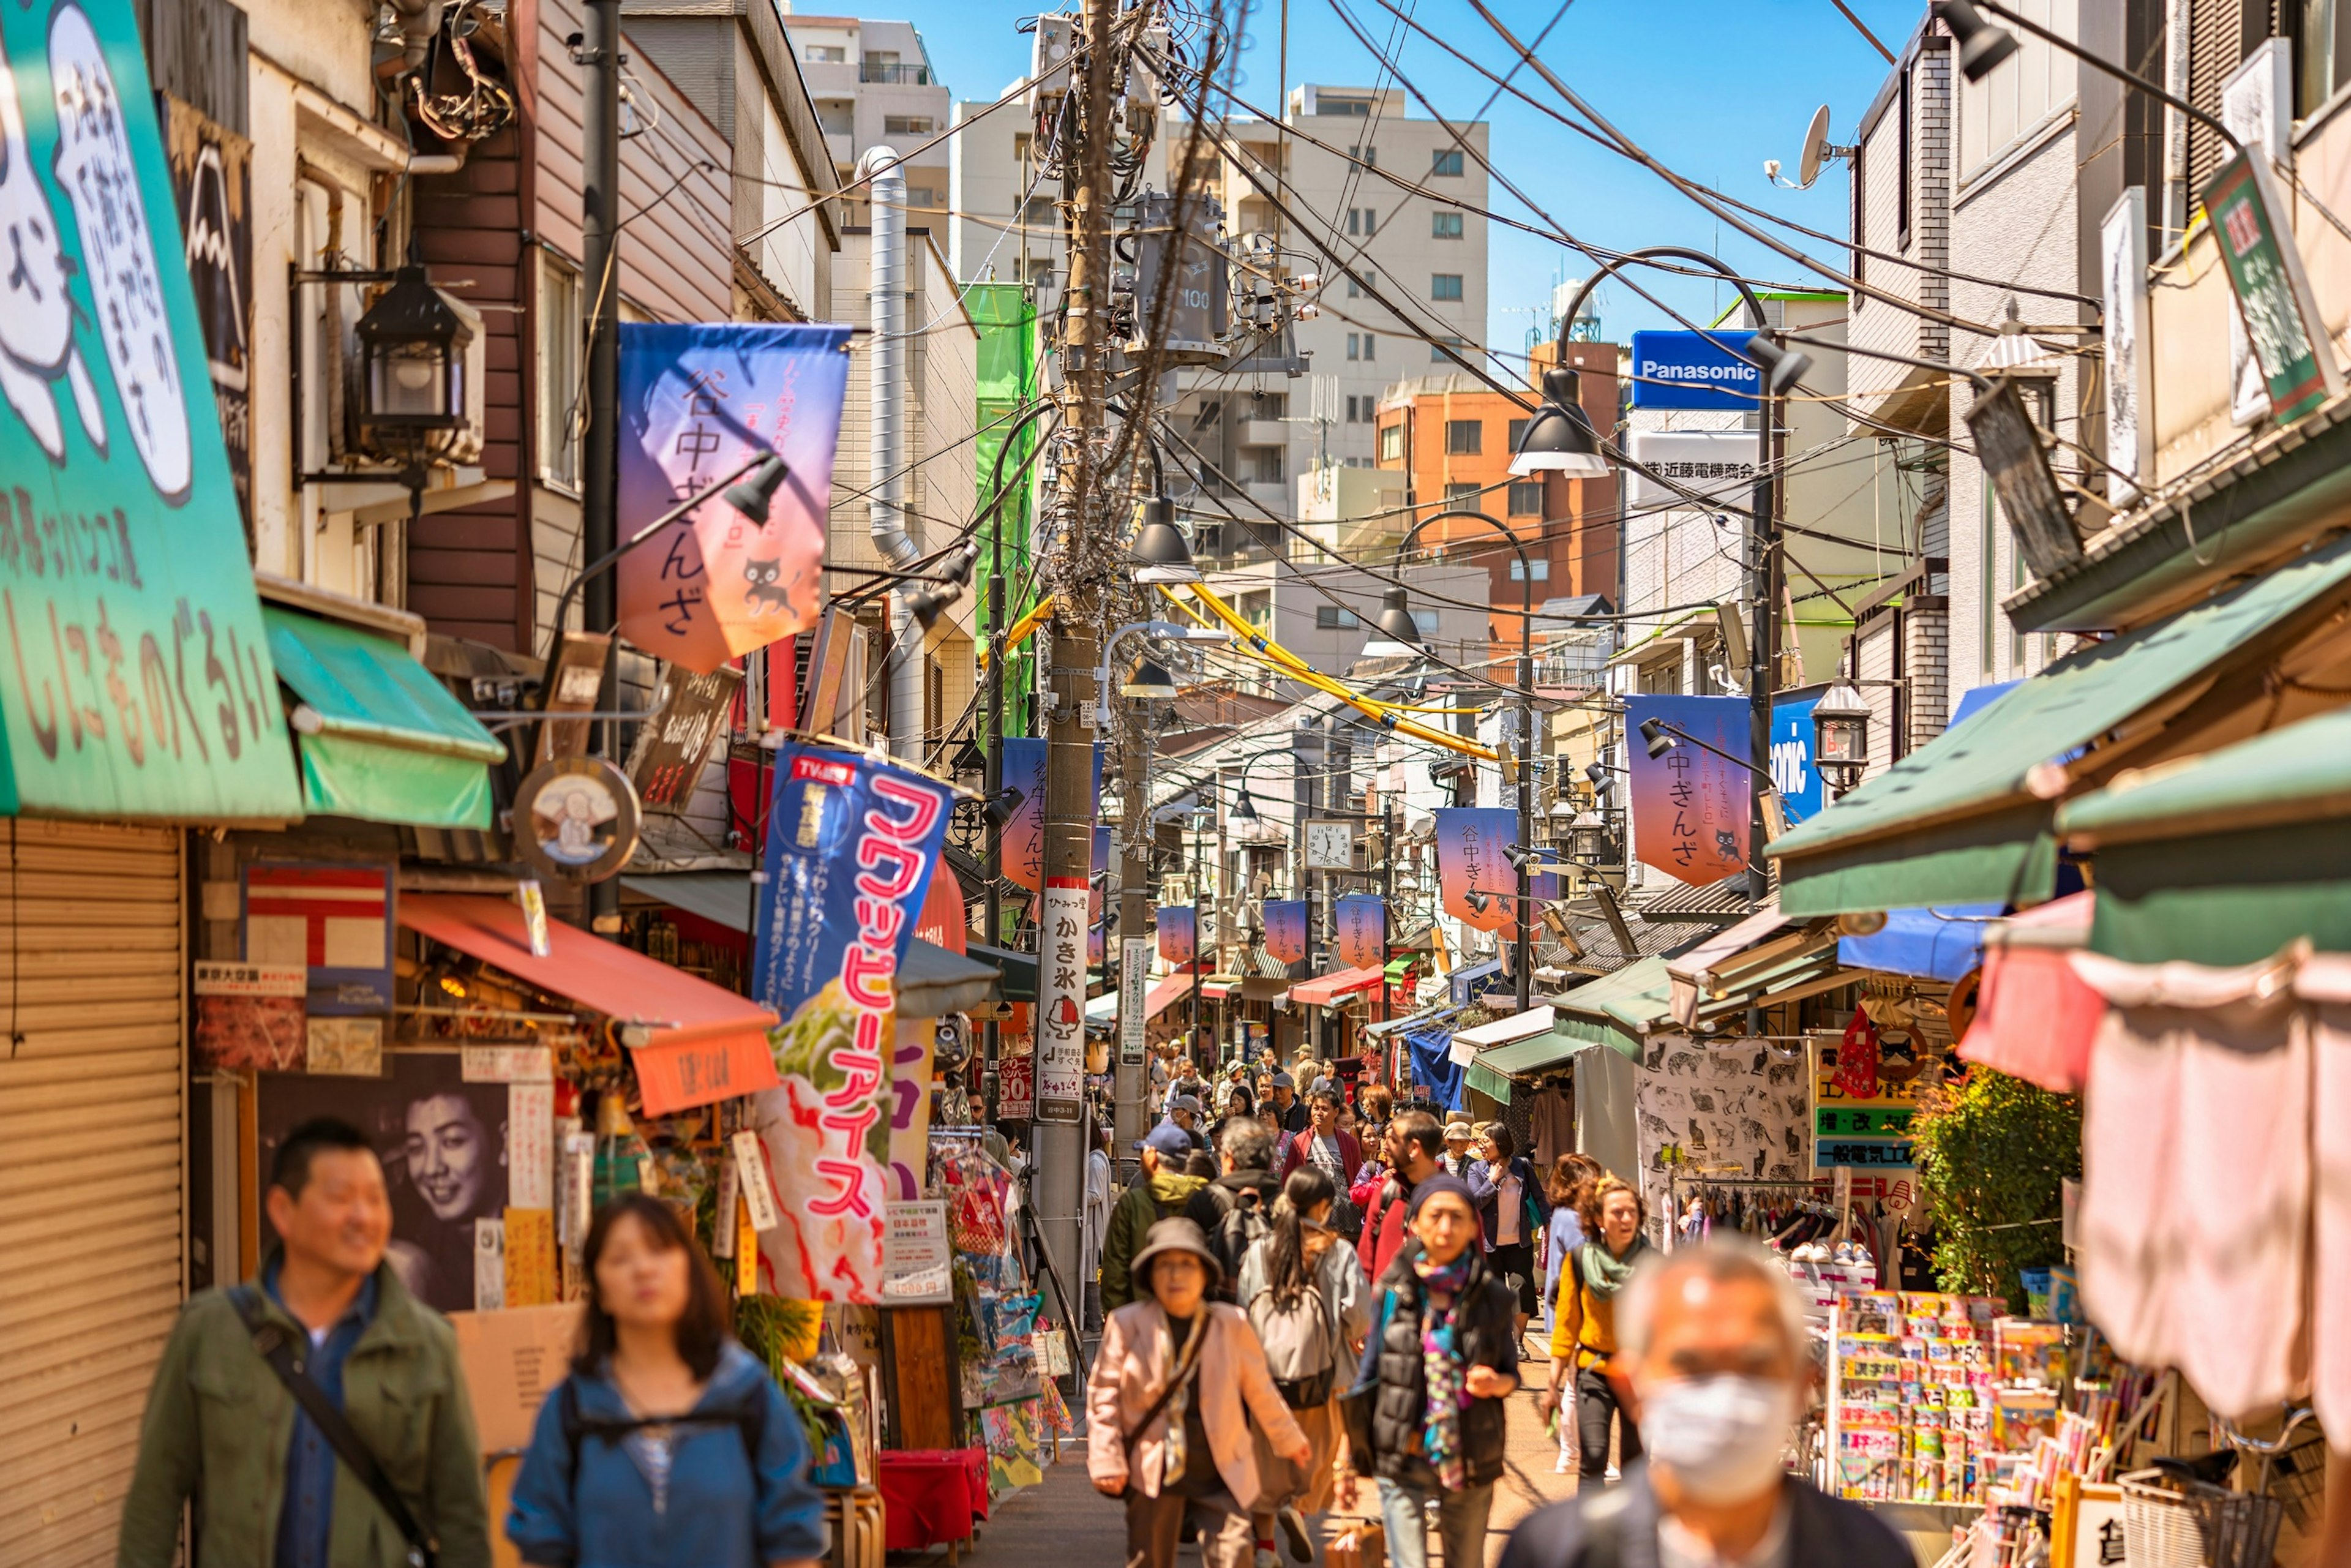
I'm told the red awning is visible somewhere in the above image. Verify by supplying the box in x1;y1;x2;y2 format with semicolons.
1957;892;2099;1093
1146;974;1207;1020
1290;965;1385;1007
400;893;781;1116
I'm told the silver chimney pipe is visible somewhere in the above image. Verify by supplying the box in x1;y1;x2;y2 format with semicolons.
857;145;923;761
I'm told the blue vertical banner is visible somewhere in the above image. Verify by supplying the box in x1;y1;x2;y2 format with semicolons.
1262;899;1309;964
749;741;954;1300
1770;691;1826;825
1333;895;1386;970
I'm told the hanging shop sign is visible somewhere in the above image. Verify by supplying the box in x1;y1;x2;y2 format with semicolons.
1304;819;1355;871
1628;330;1764;410
616;322;852;673
1157;904;1196;965
1262;899;1308;964
1333;894;1385;970
998;737;1103;893
0;3;299;820
1624;694;1750;885
1433;806;1517;933
1810;1019;1920;1172
1120;937;1151;1065
160;94;252;536
882;1199;954;1305
1624;430;1759;510
2201;148;2342;424
1034;877;1089;1123
242;861;395;1038
626;664;743;813
749;740;953;1300
1769;690;1826;826
886;1013;939;1199
2099;189;2154;504
535;630;612;765
513;756;642;883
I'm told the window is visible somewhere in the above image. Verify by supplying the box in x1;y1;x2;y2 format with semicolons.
538;252;582;489
1319;95;1371;116
1430;336;1463;362
817;99;853;135
1349;144;1378;165
883;115;936;135
1444;481;1479;504
1251;447;1286;484
1379;423;1404;461
1314;606;1362;629
1431;211;1464;239
2298;0;2351;114
1362;332;1375;359
1412;609;1441;638
1347;269;1374;298
1507;418;1528;452
1431;148;1464;176
804;44;845;62
1509;558;1551;582
1444;418;1480;455
906;186;942;211
1347;206;1377;236
1346;333;1359;361
1507;480;1542;516
1430;272;1464;301
1896;67;1911;249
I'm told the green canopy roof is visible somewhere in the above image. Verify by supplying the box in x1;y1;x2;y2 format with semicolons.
2058;707;2351;964
1766;532;2351;915
1547;956;1673;1057
1463;1026;1583;1103
263;607;506;830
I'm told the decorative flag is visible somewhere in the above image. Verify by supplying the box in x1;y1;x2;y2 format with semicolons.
1624;695;1752;885
617;323;850;673
1433;808;1517;934
1262;899;1308;965
1334;895;1386;970
1157;905;1196;966
748;740;954;1300
999;737;1103;894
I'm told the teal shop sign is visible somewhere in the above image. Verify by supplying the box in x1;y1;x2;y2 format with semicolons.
0;0;297;820
2202;149;2344;425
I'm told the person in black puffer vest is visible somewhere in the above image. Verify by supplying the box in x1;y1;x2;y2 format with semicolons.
1346;1172;1519;1568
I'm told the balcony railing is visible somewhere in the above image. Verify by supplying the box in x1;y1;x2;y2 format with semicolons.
860;62;931;83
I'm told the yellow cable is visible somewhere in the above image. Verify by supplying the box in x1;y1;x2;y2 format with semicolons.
975;595;1054;670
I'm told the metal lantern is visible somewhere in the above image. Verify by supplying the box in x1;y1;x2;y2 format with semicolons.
1813;681;1872;792
1569;808;1610;863
356;264;471;449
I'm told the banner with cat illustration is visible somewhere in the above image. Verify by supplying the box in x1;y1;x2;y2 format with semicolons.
617;323;852;673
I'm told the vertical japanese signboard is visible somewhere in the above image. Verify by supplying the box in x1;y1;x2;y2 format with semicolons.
1157;904;1195;966
999;737;1101;893
617;323;851;674
1119;936;1150;1065
0;1;298;820
1261;899;1308;964
1033;877;1088;1123
625;664;743;812
748;740;953;1300
2099;189;2153;504
1433;807;1515;932
1333;894;1385;970
2201;149;2342;425
1624;695;1750;886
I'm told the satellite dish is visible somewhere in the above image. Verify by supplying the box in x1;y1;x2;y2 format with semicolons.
1798;105;1834;188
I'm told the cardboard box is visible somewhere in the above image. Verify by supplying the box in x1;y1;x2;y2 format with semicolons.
449;1303;583;1456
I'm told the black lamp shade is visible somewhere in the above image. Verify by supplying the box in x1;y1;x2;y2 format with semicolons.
1639;717;1675;759
1741;332;1813;396
1935;0;2020;79
1509;367;1608;477
1122;658;1180;699
356;265;470;437
1229;789;1259;822
1132;496;1200;583
1369;587;1423;648
724;455;791;523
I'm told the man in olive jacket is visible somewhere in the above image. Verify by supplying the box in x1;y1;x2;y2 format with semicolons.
117;1117;491;1568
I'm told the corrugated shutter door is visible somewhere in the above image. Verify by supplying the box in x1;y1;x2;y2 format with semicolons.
2186;0;2244;193
0;822;184;1568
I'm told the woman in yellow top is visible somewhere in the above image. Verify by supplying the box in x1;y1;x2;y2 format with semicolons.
1534;1176;1651;1482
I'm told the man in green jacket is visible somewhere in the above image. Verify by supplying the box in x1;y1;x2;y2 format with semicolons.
117;1117;492;1568
1098;1122;1209;1313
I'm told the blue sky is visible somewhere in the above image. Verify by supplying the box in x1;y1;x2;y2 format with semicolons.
869;0;1929;351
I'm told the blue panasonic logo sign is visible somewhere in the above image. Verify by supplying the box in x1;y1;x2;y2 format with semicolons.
1629;330;1765;411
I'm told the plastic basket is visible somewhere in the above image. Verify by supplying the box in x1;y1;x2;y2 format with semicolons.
2120;1473;2210;1568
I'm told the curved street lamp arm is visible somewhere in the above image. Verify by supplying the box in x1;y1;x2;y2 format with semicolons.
1553;246;1769;364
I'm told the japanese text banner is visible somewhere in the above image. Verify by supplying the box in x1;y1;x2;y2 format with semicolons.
1333;895;1386;971
1433;808;1516;933
999;737;1103;894
617;323;850;673
748;740;953;1300
1157;905;1195;966
1625;694;1750;886
1262;899;1308;965
0;0;298;819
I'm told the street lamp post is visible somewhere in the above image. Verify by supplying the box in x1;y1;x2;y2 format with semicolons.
1386;507;1539;1012
1534;248;1797;906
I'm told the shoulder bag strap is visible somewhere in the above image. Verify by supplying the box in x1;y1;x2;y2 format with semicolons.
231;1286;438;1568
1119;1324;1204;1468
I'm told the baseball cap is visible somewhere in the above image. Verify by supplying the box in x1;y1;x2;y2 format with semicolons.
1136;1122;1193;1158
1270;1071;1295;1090
1170;1093;1202;1115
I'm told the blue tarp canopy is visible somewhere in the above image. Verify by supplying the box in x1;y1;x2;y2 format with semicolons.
1837;904;2003;981
1405;1024;1465;1111
1449;958;1506;1007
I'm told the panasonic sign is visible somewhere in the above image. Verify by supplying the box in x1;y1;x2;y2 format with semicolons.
1629;330;1764;410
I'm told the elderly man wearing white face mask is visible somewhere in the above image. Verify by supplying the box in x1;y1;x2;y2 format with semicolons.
1498;1239;1911;1568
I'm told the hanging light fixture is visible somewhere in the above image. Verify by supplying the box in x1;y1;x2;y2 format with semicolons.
1813;681;1873;793
1739;332;1815;396
1122;658;1181;700
1130;495;1201;584
1362;587;1425;655
1639;717;1676;759
1229;789;1259;823
1933;0;2021;80
722;454;792;523
1569;808;1610;863
355;263;472;455
1508;367;1608;478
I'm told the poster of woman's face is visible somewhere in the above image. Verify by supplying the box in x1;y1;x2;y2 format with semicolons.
257;1051;508;1313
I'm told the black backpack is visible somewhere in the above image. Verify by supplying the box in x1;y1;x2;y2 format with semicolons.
1212;1184;1275;1287
555;1376;768;1488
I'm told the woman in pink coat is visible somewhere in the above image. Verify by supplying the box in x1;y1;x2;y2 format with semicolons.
1088;1218;1313;1568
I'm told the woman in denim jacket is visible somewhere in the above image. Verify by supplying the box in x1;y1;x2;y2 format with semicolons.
508;1195;826;1568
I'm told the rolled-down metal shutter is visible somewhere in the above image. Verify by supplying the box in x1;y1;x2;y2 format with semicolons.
0;821;184;1567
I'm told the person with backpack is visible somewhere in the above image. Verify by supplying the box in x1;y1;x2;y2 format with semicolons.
1087;1219;1313;1568
506;1194;825;1568
1184;1117;1283;1302
1237;1167;1371;1563
1103;1122;1212;1312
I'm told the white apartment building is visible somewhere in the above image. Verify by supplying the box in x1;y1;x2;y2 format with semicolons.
779;10;953;228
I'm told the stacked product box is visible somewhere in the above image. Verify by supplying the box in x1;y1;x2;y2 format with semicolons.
1832;1292;2001;1503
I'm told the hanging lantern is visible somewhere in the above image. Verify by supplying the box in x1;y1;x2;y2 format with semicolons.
1813;681;1872;793
355;264;472;454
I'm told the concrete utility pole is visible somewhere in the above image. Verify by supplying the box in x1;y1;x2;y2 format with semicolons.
1029;0;1119;1338
1116;725;1150;1152
582;0;621;932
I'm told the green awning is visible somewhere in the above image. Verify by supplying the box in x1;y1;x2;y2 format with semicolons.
1384;958;1413;979
1548;956;1674;1057
1464;1027;1583;1103
2059;708;2351;964
263;607;505;829
1767;532;2351;915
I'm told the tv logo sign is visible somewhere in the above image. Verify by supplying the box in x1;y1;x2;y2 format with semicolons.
1630;331;1764;411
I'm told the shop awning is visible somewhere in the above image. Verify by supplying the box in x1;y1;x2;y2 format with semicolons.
1086;993;1118;1022
1665;905;1847;1028
1290;965;1385;1006
1365;1003;1458;1040
1459;1007;1581;1103
1765;533;2351;915
1548;956;1674;1057
2059;707;2351;965
264;606;506;828
621;870;758;931
399;893;779;1116
1956;892;2099;1092
1449;957;1505;1006
1145;973;1202;1020
970;945;1038;1002
1837;904;2003;981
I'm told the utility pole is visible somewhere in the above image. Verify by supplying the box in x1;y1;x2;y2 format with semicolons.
1030;0;1118;1347
1747;391;1780;906
1116;724;1149;1151
581;0;622;933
